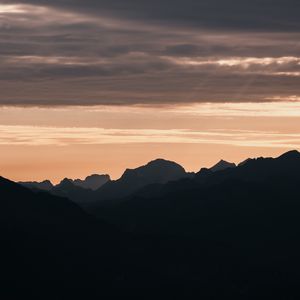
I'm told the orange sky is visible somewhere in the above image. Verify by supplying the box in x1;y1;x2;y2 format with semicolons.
1;2;300;183
1;104;299;183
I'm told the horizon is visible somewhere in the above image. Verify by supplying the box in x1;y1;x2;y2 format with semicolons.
0;1;300;184
8;148;298;184
3;1;300;296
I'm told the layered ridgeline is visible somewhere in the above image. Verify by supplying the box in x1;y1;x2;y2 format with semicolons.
92;159;193;201
92;150;300;296
20;158;236;207
19;179;54;191
4;150;300;296
20;158;197;207
20;173;111;206
20;174;110;192
99;150;300;232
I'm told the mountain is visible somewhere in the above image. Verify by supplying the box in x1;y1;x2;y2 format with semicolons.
93;158;189;201
193;150;300;186
19;174;110;193
4;150;300;297
50;178;94;205
19;179;53;191
238;158;252;166
73;174;110;190
0;176;123;296
94;150;300;235
89;150;300;296
21;160;190;207
209;159;236;172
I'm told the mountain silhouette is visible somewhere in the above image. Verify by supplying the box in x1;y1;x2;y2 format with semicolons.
19;179;53;191
20;174;110;193
193;149;300;186
209;159;236;172
86;150;300;296
6;150;300;297
0;176;127;297
51;178;94;205
278;149;300;160
91;150;300;235
93;158;190;201
21;160;191;206
73;174;110;190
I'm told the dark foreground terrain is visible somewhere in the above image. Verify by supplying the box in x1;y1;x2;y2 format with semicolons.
2;151;300;298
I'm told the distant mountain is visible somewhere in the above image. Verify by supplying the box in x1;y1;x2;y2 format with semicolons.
194;150;300;186
73;174;110;190
210;159;236;172
94;150;300;231
238;158;251;166
19;180;53;191
93;158;190;201
19;174;111;206
20;174;110;192
19;161;190;206
51;178;94;205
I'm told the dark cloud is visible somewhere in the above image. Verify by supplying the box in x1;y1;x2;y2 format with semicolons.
0;0;299;105
9;0;300;32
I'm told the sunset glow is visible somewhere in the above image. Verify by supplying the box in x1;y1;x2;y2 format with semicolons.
0;0;299;183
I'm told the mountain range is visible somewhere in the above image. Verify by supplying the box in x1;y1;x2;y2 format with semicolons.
20;173;110;191
5;150;300;297
19;157;233;207
100;150;300;232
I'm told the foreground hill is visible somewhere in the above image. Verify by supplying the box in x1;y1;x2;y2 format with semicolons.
0;176;123;296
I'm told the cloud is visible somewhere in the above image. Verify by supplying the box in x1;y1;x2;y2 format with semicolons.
9;0;300;32
0;1;299;106
1;124;300;149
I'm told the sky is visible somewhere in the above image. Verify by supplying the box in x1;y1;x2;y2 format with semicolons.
0;0;300;183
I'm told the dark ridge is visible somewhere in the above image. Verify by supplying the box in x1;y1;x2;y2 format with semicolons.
278;149;300;160
210;159;236;172
19;179;54;191
73;174;110;190
0;176;123;296
93;158;188;202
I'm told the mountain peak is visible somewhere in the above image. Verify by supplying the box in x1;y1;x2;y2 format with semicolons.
41;179;52;184
278;150;300;160
58;178;74;187
19;179;54;191
84;174;110;181
146;158;182;167
97;158;188;200
238;158;252;167
210;160;236;172
74;174;110;190
122;159;186;179
198;168;213;176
